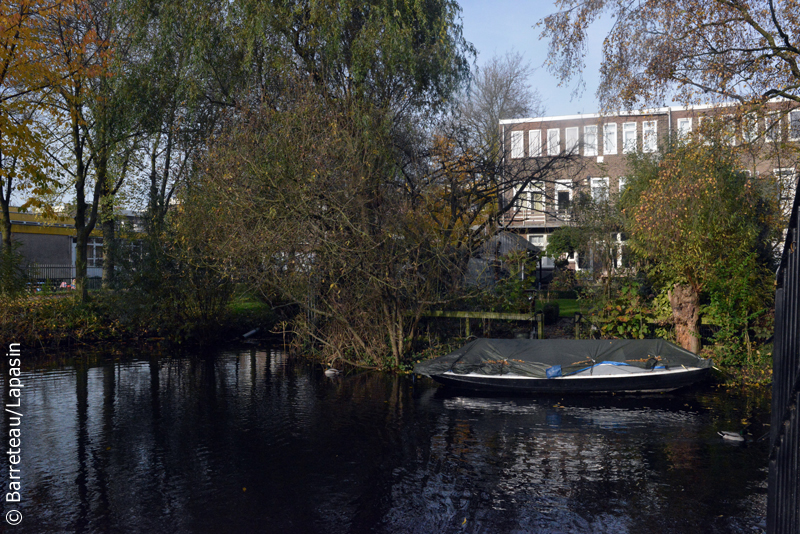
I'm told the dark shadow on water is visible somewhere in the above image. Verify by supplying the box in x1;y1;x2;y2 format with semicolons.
6;346;769;534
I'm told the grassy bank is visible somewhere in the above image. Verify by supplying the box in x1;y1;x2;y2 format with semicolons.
0;291;276;352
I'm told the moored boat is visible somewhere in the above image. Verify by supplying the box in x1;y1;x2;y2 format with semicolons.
414;338;713;394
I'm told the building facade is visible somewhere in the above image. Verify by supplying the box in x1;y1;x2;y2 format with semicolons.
9;207;143;284
500;101;800;272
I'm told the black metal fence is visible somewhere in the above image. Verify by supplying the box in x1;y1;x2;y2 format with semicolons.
769;186;800;533
26;265;102;291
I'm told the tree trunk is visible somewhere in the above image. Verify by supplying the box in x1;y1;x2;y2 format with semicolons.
75;229;89;302
668;283;701;353
101;216;114;290
1;208;11;253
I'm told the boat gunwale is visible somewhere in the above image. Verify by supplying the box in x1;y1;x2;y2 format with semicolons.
440;366;704;381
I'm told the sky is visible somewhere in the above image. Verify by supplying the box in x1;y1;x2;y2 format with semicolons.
458;0;611;118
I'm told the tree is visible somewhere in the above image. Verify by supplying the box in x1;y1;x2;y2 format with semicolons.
0;0;62;255
124;0;226;231
232;0;473;119
456;51;544;152
539;0;800;110
622;140;779;352
41;0;145;298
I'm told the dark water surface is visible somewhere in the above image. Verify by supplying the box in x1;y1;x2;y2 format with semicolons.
4;347;769;533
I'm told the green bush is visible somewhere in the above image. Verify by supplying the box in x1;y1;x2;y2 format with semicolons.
597;282;653;339
0;246;29;297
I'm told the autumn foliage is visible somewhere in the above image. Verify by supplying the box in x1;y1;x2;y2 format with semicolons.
623;140;779;354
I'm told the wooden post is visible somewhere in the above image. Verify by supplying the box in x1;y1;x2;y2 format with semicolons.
465;318;470;338
536;311;544;339
574;312;581;339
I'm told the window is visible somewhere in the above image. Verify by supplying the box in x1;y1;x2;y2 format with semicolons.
529;130;542;157
766;113;781;143
88;237;103;268
677;118;692;138
556;181;571;217
584;125;598;156
517;183;544;213
510;131;524;159
530;183;544;212
547;128;560;156
590;177;609;201
565;127;579;154
622;122;637;153
513;186;524;210
529;234;546;247
697;116;708;144
775;168;797;215
724;115;737;145
603;123;617;155
742;113;758;143
642;121;657;153
618;176;627;192
790;110;800;140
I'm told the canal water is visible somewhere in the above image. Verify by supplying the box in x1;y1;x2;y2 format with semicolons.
4;346;769;533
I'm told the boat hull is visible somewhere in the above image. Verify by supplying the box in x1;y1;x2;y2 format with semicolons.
430;367;712;394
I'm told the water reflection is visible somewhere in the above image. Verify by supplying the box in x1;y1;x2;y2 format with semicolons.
6;348;767;533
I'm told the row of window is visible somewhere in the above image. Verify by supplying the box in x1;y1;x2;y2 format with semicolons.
510;110;800;159
513;169;795;221
510;121;657;159
680;111;800;144
513;177;626;214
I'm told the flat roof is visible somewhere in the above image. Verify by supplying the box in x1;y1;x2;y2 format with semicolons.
499;100;757;125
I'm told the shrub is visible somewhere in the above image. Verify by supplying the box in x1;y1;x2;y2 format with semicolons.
542;301;560;325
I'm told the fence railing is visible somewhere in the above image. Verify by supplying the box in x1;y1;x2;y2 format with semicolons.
769;183;800;533
26;265;102;290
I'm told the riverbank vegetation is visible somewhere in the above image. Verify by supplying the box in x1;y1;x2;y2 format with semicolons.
0;0;792;385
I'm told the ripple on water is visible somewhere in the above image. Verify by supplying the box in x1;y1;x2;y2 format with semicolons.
15;348;770;533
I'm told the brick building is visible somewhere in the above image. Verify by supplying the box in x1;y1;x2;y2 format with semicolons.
500;101;800;272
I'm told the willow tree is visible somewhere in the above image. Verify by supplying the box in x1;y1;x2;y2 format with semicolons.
622;141;779;352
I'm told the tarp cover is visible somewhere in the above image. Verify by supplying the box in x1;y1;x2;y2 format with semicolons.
414;338;712;378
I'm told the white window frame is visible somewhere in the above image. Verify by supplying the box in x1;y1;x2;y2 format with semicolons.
790;110;800;141
642;121;657;153
555;181;572;218
775;167;797;215
565;127;579;154
677;118;692;138
590;177;609;201
622;122;637;154
584;125;598;156
529;130;542;157
615;232;627;269
724;115;737;146
87;237;103;268
529;182;544;213
618;176;627;193
547;128;560;156
528;234;546;247
529;234;555;268
510;130;524;159
517;183;545;215
766;113;781;143
697;116;708;144
603;123;617;155
742;113;759;144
